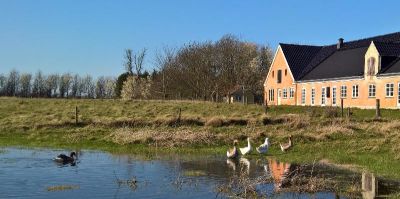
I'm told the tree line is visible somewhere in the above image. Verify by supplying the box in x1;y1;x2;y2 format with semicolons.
122;34;273;102
0;70;116;99
0;34;273;102
154;35;273;101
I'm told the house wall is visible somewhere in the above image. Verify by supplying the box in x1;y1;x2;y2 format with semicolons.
264;47;296;106
297;77;400;108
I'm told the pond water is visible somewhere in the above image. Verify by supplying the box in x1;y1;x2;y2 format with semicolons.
0;147;399;198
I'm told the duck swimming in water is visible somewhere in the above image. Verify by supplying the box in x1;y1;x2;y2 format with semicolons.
54;152;77;163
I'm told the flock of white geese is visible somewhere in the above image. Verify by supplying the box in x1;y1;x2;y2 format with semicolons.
226;135;293;158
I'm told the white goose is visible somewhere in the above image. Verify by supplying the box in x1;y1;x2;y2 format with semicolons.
239;138;252;155
226;140;239;158
256;138;270;154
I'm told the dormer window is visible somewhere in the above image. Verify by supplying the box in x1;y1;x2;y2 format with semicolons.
367;57;375;76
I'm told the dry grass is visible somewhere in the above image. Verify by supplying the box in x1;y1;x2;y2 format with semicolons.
216;167;270;198
205;117;224;127
107;127;217;147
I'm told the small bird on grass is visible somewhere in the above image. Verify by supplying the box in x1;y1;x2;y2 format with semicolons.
280;136;293;152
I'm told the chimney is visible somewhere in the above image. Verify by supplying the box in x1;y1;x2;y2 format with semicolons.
337;38;344;49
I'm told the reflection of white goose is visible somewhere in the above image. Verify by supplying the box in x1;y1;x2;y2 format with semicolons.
264;165;269;173
256;138;270;154
263;165;272;178
227;140;239;158
240;157;250;174
239;138;252;155
226;158;237;171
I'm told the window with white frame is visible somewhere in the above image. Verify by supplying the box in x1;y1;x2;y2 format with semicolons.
341;85;347;98
301;88;306;105
283;88;287;99
352;85;359;98
311;88;315;105
268;89;275;101
386;83;394;97
321;87;326;105
289;88;294;98
368;84;376;98
332;87;337;105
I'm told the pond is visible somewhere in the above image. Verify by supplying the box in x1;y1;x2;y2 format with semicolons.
0;147;399;198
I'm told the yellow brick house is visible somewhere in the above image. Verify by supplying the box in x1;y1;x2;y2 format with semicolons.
264;32;400;108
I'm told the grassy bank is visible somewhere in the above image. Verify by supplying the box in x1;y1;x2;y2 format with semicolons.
1;97;400;178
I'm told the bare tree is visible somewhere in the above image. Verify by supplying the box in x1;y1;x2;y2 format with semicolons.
71;74;81;98
0;74;6;96
124;49;133;75
154;47;175;100
45;74;59;97
82;75;95;98
59;73;72;98
133;48;146;76
32;71;45;97
104;77;116;98
95;76;106;99
6;69;20;96
19;73;32;97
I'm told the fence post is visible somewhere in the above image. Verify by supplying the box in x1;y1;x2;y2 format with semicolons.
341;99;344;118
177;108;181;124
75;106;79;125
376;99;381;118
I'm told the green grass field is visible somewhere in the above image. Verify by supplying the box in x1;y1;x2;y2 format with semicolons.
1;97;400;178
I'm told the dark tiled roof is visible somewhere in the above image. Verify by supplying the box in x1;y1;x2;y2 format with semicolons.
300;47;367;81
279;32;400;81
279;44;322;80
374;42;400;56
380;57;400;74
380;56;399;72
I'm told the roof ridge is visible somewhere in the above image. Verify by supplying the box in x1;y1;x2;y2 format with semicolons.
279;43;322;47
372;41;400;44
340;31;400;44
281;31;400;47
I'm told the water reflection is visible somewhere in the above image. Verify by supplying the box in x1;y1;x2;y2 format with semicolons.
226;158;237;171
362;171;400;199
239;157;250;175
0;147;399;199
362;172;376;199
268;159;292;190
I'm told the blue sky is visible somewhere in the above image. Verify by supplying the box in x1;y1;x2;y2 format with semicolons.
1;0;400;77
